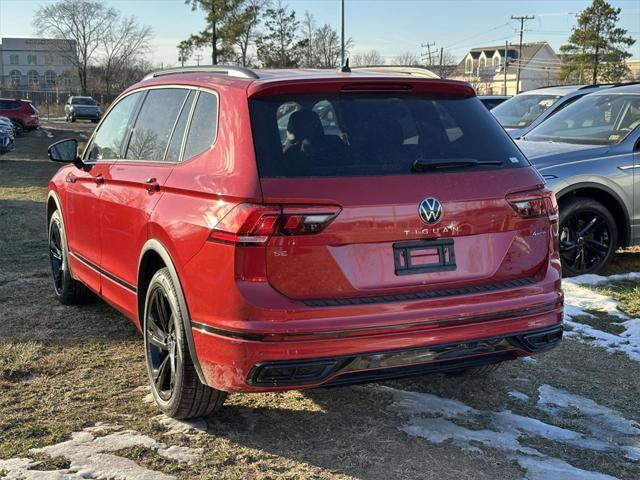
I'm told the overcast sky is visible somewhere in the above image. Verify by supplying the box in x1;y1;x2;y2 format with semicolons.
0;0;638;67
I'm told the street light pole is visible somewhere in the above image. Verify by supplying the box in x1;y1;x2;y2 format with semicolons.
341;0;345;66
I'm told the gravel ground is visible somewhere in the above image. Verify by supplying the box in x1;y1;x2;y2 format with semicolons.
1;124;639;480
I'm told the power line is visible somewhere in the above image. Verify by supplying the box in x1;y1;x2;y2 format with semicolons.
421;42;436;65
511;15;535;92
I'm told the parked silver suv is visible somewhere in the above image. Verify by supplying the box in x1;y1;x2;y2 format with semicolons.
492;84;615;138
65;96;101;123
516;84;640;275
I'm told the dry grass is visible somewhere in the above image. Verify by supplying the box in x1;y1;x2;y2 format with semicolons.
0;342;43;380
592;280;640;318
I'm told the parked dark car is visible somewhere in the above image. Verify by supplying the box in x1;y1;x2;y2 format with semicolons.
478;95;511;110
516;84;640;275
65;96;101;123
47;66;563;419
0;116;15;154
0;98;40;135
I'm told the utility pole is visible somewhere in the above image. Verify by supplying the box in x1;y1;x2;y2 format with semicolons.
341;0;345;66
503;40;508;95
511;15;534;93
194;53;203;66
421;42;436;66
439;47;444;77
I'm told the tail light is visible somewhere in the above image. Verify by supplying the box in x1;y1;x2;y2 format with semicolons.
208;203;341;282
506;189;558;222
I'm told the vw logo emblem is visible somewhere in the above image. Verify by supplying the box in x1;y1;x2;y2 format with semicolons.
419;197;443;225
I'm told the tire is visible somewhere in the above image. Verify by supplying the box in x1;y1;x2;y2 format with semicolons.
70;116;76;123
48;210;92;305
91;119;99;124
11;120;23;136
559;197;617;277
144;267;227;419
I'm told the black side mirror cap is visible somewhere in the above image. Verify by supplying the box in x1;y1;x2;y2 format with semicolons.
48;138;84;168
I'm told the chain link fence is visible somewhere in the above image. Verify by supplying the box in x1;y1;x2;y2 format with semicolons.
0;88;118;119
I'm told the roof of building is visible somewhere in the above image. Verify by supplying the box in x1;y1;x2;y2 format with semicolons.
453;42;553;77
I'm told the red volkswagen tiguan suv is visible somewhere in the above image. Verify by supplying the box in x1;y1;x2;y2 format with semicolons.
47;66;563;419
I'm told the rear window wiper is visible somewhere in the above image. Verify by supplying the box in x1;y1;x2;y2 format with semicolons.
412;158;503;172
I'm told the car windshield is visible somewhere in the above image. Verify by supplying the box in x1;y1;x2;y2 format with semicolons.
250;94;527;178
525;93;640;145
491;94;563;128
72;98;97;106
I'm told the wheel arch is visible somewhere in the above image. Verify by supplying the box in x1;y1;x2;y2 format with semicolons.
46;190;62;225
137;239;206;384
556;182;630;247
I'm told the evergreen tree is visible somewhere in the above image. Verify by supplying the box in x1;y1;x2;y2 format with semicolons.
256;0;304;68
560;0;635;83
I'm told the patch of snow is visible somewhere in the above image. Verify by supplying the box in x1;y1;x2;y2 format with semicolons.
517;456;619;480
0;423;202;479
509;391;530;402
153;415;208;436
379;384;636;480
157;445;203;463
563;273;640;362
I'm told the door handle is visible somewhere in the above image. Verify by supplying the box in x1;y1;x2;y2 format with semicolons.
95;174;104;185
145;177;160;192
618;165;638;171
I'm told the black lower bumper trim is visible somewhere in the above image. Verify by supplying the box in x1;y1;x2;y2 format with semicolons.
247;325;563;387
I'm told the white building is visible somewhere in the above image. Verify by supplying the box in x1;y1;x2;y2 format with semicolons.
0;37;79;91
451;42;560;95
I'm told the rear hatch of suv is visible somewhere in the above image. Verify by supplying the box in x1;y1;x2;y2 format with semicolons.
242;79;553;302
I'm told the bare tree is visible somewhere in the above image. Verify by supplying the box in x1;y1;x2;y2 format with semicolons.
351;49;385;66
312;24;352;68
393;51;420;66
34;0;117;94
301;11;317;67
102;16;153;97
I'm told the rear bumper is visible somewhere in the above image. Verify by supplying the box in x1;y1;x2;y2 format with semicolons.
192;304;563;392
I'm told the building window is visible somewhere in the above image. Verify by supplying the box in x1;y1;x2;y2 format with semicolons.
27;54;37;65
479;58;486;70
9;70;21;87
45;55;54;65
27;70;39;85
493;56;500;69
465;58;472;74
9;54;19;65
45;70;57;85
61;56;71;66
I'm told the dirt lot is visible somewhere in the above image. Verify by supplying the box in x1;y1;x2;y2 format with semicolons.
1;122;640;480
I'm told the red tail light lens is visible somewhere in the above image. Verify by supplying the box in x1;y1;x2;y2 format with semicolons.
209;203;340;283
507;189;558;221
208;204;340;245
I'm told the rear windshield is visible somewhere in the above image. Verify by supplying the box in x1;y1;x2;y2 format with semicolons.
491;94;563;129
72;97;97;105
249;94;527;178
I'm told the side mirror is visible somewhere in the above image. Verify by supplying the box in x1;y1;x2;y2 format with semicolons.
48;138;84;168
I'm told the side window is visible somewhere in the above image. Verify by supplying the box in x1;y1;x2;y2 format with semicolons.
165;91;195;162
126;88;189;162
312;100;341;136
182;92;218;160
86;92;141;162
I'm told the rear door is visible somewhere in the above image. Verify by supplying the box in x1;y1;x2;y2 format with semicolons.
250;90;549;301
99;87;195;320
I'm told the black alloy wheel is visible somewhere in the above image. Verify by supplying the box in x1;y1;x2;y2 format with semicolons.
49;220;65;295
559;197;617;276
146;285;178;401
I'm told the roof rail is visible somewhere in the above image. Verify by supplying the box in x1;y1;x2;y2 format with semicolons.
144;65;259;80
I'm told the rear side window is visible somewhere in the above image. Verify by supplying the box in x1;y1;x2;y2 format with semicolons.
87;92;142;161
165;91;195;162
127;89;189;162
250;94;527;178
0;100;20;110
183;92;218;160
